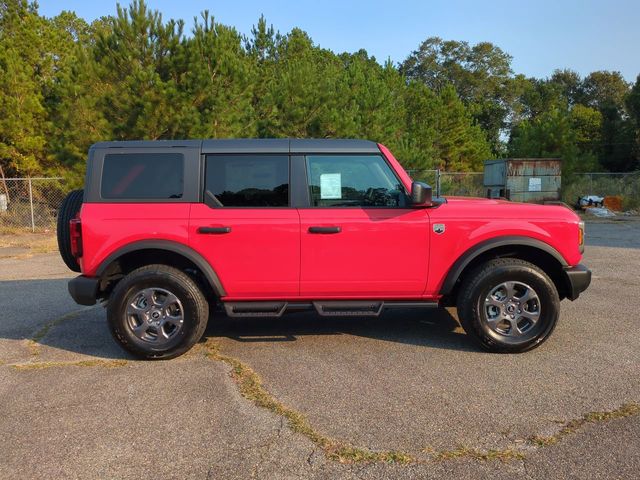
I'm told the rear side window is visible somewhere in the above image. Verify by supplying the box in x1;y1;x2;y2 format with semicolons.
101;153;184;200
205;155;289;207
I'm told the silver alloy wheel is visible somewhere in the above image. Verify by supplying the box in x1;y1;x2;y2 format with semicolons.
483;281;541;337
125;288;184;345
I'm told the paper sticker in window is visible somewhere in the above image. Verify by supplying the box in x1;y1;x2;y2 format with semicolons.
320;173;342;199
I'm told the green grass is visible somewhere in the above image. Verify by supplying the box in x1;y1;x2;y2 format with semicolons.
528;402;640;447
12;359;127;370
201;339;415;464
423;445;525;462
28;307;97;356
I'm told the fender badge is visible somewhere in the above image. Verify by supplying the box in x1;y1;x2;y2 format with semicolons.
433;224;446;234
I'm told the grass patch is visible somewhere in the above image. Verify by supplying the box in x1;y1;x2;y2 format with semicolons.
0;230;57;256
11;359;127;370
28;307;96;356
528;402;640;447
201;339;414;464
423;445;525;462
14;307;123;370
200;340;640;466
529;435;557;447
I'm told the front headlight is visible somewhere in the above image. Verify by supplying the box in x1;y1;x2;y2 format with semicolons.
578;221;585;253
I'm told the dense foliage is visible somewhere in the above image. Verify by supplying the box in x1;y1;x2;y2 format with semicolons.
1;0;638;185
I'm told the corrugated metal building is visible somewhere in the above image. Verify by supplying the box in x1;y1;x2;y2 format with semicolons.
484;158;562;203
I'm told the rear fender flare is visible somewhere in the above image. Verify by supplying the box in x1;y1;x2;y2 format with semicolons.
96;240;226;297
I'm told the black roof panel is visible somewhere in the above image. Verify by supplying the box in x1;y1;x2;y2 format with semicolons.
201;138;289;154
289;138;379;154
90;140;202;149
90;138;381;154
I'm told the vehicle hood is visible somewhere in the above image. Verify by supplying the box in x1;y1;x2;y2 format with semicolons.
441;196;580;221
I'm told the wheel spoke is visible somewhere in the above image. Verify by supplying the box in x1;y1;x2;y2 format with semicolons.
484;297;504;309
519;309;540;322
517;288;532;303
504;281;517;300
155;325;170;343
159;292;180;309
486;315;504;329
132;322;148;336
127;303;145;316
164;313;183;327
143;290;157;308
508;318;524;336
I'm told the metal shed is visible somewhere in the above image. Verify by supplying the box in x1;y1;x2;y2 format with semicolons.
484;158;562;203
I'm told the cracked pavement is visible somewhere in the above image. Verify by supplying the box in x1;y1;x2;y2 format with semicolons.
0;220;638;479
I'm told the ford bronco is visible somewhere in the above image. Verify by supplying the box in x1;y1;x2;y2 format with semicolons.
57;139;591;359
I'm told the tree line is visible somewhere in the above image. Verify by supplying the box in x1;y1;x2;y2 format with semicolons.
1;0;639;185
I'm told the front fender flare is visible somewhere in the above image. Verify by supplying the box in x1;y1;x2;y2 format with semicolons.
439;236;568;295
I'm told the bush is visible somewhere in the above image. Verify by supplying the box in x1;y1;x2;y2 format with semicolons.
562;173;640;210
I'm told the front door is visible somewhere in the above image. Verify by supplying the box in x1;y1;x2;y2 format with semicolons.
298;154;430;297
189;154;300;298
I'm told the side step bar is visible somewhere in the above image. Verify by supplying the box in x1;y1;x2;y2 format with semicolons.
224;302;287;318
223;300;438;318
313;301;383;317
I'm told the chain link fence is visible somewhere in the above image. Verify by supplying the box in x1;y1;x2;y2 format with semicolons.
406;169;486;197
405;169;440;195
438;172;485;197
0;171;638;234
407;169;640;209
0;178;69;232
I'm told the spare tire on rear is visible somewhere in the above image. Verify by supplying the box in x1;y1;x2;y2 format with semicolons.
57;189;84;272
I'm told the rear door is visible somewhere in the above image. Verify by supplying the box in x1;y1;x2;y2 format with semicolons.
298;154;430;297
189;154;300;298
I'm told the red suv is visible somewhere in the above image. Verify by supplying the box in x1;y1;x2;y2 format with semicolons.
57;139;590;359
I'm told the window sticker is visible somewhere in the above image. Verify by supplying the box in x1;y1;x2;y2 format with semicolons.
320;173;342;199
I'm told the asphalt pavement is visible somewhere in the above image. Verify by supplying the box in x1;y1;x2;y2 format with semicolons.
0;219;638;479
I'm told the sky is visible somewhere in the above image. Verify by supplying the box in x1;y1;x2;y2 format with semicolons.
39;0;640;82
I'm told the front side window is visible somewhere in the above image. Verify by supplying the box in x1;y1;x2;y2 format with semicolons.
306;155;408;207
101;153;184;199
205;155;289;207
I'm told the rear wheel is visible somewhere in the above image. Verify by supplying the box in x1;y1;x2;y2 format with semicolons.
457;258;560;353
108;264;209;359
56;189;84;272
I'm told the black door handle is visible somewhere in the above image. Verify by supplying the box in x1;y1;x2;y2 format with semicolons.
308;226;341;234
198;226;232;234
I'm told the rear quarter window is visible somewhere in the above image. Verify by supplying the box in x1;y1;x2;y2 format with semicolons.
101;153;184;200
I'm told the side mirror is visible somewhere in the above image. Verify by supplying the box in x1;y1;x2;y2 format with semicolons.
411;181;432;206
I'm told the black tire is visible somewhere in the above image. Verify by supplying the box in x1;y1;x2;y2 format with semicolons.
56;189;84;272
107;264;209;360
456;258;560;353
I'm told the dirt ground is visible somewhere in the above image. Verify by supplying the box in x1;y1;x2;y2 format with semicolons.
0;229;57;259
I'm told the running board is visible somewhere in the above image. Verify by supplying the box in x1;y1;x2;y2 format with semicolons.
313;301;384;317
222;300;439;318
224;302;287;318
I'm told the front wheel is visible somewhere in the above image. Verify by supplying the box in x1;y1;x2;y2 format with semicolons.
457;258;560;353
107;265;209;359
